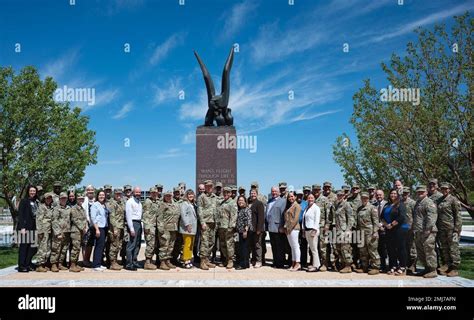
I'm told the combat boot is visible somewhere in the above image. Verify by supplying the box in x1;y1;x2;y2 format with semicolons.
407;264;416;275
446;267;459;277
110;261;123;270
438;264;449;275
159;261;170;270
319;265;327;272
69;263;81;272
51;263;59;273
144;259;157;270
200;259;210;270
166;260;176;269
226;259;233;269
368;268;380;275
36;265;48;272
339;265;352;273
206;259;216;268
59;264;68;271
423;268;438;278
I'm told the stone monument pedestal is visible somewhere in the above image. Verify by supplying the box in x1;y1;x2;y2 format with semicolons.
196;126;237;190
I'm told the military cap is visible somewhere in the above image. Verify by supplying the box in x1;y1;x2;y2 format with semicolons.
360;192;369;198
231;185;238;191
149;187;158;193
76;193;85;199
44;192;54;198
53;181;62;187
164;190;173;196
103;184;112;190
204;180;213;186
368;185;376;190
36;185;43;192
250;181;259;188
123;184;132;191
238;186;246;191
342;185;350;191
428;178;438;185
114;188;123;194
323;181;332;187
279;182;287;188
296;189;303;195
303;185;311;191
215;182;223;188
416;185;427;192
155;184;163;189
351;184;360;189
336;190;345;196
223;186;232;192
59;192;68;198
402;187;411;193
312;184;321;190
178;182;186;186
173;187;181;192
440;182;451;189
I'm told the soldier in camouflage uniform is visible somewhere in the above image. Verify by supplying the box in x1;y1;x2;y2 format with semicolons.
328;190;354;273
35;193;54;272
50;193;71;272
354;192;380;275
69;193;88;272
107;189;125;270
312;184;333;271
155;184;163;201
402;187;417;274
347;184;362;268
142;187;160;270
103;184;113;203
157;191;180;270
436;183;462;277
51;181;62;207
342;185;351;199
231;185;238;200
216;187;238;269
198;180;218;270
323;181;337;206
413;185;438;278
368;185;377;205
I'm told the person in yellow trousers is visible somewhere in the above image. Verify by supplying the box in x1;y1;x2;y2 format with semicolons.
179;190;198;269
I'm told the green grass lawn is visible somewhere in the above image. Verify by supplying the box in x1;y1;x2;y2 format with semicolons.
0;247;18;269
459;246;474;280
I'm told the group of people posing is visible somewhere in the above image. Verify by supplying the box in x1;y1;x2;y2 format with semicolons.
15;178;462;278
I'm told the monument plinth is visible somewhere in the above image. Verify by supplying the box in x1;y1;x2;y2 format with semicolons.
196;126;237;190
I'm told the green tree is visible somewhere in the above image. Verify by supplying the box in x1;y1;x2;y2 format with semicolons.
0;66;98;226
333;12;473;217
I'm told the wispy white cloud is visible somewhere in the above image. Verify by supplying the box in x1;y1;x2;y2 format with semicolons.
150;33;186;66
153;77;182;106
219;0;259;41
113;102;133;120
41;49;79;81
250;21;324;65
182;131;195;145
91;88;119;109
369;3;474;43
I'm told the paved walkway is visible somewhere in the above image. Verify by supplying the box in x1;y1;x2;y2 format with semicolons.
1;245;472;287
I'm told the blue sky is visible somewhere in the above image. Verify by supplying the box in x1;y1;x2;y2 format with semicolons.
1;0;472;193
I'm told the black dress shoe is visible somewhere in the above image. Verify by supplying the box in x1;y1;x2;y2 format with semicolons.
125;265;137;271
133;261;141;268
18;267;29;273
235;265;244;270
